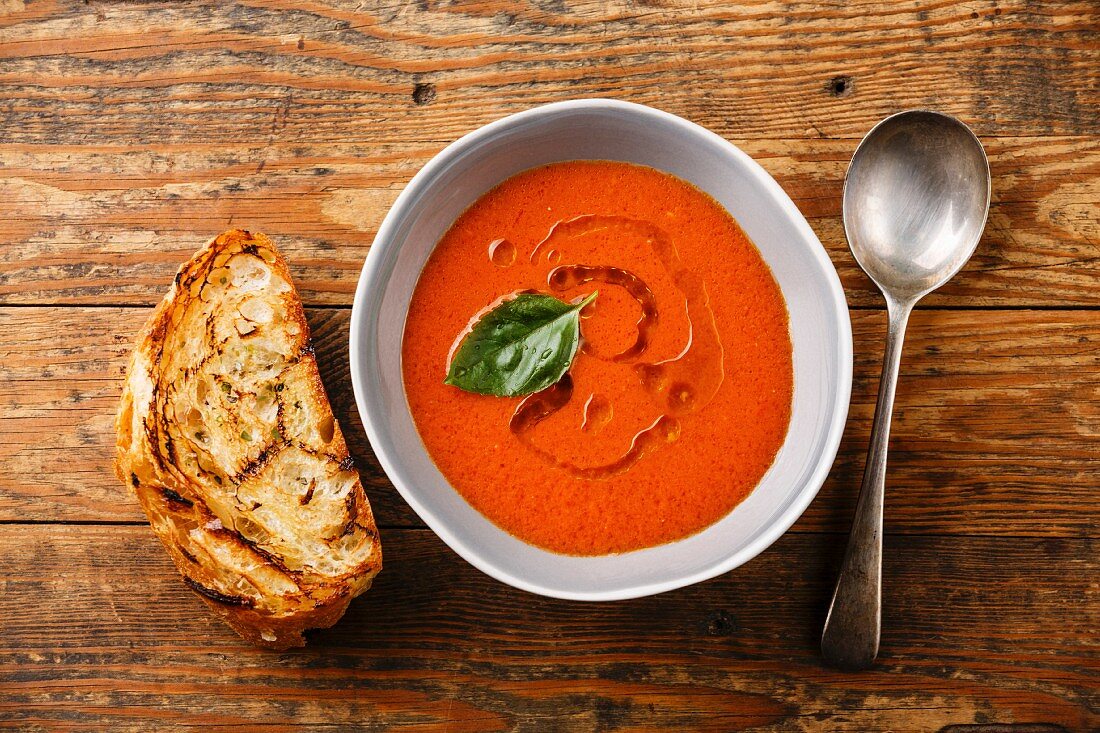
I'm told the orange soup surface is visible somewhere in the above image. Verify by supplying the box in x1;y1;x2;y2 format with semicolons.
402;161;793;555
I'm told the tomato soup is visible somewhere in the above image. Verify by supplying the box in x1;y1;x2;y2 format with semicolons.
402;161;793;555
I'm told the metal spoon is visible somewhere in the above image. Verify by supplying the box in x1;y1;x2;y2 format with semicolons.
821;110;990;670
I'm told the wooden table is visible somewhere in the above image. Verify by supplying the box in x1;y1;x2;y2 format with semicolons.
1;1;1097;729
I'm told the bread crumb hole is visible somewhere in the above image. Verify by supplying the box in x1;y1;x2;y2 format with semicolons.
239;297;274;324
185;407;203;432
229;257;272;293
318;416;334;443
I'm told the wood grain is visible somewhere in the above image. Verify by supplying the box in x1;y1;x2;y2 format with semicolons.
0;0;1096;143
0;0;1097;307
0;136;1096;307
2;1;1097;728
0;525;1095;731
1;306;1097;537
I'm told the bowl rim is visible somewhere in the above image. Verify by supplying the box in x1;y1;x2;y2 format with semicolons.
349;98;853;600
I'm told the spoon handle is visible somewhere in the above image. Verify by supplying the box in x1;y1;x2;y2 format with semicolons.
822;296;914;670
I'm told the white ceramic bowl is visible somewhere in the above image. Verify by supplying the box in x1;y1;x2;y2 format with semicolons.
350;99;852;601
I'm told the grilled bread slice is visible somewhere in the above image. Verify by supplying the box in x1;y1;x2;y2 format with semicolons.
115;230;381;649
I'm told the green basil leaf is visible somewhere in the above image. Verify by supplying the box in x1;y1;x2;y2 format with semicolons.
444;291;597;397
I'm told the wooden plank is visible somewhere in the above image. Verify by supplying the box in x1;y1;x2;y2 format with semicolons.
0;0;1095;143
1;306;1097;537
0;525;1094;730
0;136;1096;307
0;0;1097;307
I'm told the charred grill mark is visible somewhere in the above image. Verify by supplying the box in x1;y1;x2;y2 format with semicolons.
193;243;221;293
204;311;218;350
150;379;179;474
198;521;292;577
273;392;287;445
232;443;282;485
300;479;316;505
142;421;157;462
294;444;321;458
304;580;355;603
178;547;199;564
130;472;140;488
182;349;217;379
144;421;166;474
163;430;176;470
337;490;360;536
205;525;237;542
178;268;200;294
232;531;294;576
183;577;254;607
143;383;170;475
161;487;193;507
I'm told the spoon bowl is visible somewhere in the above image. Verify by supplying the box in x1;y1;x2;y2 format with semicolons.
822;110;989;670
843;110;991;300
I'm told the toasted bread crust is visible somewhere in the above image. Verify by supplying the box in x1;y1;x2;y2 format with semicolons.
115;230;381;649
